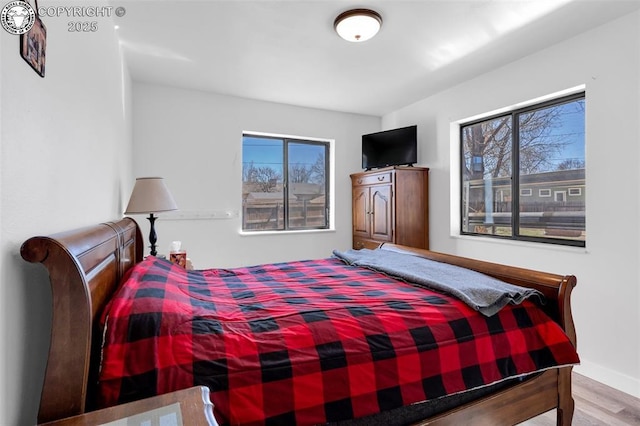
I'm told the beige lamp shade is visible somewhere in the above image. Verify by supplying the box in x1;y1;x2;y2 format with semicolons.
124;177;178;214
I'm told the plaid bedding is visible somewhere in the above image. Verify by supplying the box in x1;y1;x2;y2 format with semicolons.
98;256;579;426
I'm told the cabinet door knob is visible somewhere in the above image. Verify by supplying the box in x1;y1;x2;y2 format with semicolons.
377;176;384;181
357;179;363;184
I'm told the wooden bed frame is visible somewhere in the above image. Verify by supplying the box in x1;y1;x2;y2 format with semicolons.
21;218;577;425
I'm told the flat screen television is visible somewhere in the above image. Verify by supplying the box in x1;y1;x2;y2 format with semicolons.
362;125;417;170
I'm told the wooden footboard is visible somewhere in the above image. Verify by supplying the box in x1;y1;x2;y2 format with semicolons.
21;222;576;425
413;369;572;425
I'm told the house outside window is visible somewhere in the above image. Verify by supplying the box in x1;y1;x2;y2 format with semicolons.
242;133;330;232
461;92;585;246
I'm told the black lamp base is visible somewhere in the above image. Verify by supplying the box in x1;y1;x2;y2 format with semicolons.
147;213;158;256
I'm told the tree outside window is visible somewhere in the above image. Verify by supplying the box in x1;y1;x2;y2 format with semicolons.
461;93;585;246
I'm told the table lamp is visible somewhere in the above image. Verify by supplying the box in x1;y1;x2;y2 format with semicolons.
124;177;178;256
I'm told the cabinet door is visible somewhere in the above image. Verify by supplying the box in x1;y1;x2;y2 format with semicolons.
352;186;370;238
370;184;393;242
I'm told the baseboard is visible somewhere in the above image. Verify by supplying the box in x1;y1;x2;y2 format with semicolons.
575;360;640;398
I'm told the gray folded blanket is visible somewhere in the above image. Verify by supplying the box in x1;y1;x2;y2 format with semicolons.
332;248;543;317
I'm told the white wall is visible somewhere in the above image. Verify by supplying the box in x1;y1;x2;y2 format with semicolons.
132;83;379;268
383;11;640;397
0;15;132;426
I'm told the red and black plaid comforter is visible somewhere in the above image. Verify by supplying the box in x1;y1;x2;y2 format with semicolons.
98;256;579;425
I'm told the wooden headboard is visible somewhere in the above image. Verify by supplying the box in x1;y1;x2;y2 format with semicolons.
21;218;143;424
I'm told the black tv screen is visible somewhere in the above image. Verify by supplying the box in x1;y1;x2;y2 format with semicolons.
362;125;417;170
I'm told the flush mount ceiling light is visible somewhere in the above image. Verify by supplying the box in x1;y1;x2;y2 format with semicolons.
334;9;382;42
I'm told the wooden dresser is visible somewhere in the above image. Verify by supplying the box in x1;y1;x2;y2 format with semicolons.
351;166;429;250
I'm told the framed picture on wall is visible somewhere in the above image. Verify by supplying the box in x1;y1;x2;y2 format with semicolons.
20;0;46;77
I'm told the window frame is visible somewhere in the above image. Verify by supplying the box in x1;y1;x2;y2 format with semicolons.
459;92;585;247
242;132;331;233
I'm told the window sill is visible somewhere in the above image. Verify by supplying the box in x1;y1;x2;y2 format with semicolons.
451;233;589;254
239;228;336;237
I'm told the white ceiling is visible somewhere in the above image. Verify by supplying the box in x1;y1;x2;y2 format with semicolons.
114;0;640;116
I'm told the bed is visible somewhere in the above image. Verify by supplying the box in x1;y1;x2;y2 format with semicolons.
21;218;578;425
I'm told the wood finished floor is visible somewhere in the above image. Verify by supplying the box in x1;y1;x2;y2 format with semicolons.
519;372;640;425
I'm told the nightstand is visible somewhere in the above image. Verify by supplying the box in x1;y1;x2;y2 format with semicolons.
39;386;217;426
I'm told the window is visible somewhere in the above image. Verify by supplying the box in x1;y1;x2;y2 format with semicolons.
461;92;585;246
242;133;330;232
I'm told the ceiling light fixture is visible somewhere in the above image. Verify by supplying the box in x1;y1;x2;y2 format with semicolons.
334;9;382;43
